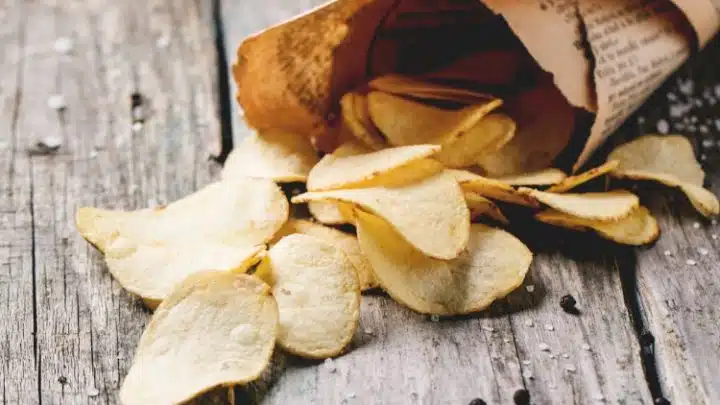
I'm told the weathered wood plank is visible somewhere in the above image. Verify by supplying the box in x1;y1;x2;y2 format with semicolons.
9;0;221;404
0;1;40;404
627;38;720;405
222;1;653;404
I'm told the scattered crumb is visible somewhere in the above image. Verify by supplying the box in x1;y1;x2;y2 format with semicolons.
712;234;718;240
156;35;171;48
503;338;511;344
538;343;550;352
678;79;694;95
87;387;100;397
562;353;570;359
701;154;707;161
581;343;591;351
47;94;66;110
132;122;143;132
544;323;555;331
482;325;495;333
524;319;534;328
345;392;356;400
693;222;701;229
663;250;672;257
54;37;73;54
686;259;697;266
364;327;373;335
698;248;709;256
324;358;337;373
702;139;714;148
564;364;577;373
666;92;677;101
525;285;535;293
700;125;709;134
691;116;699;124
656;119;669;134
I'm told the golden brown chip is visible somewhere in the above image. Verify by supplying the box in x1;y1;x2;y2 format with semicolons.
274;219;378;290
356;210;532;315
464;192;509;224
75;178;288;304
307;144;441;191
450;169;539;207
491;168;567;186
434;113;517;168
222;130;319;183
546;161;619;193
608;134;719;217
519;188;639;220
367;91;502;146
475;81;575;176
368;74;495;104
340;92;386;150
255;234;360;359
536;206;660;245
119;272;278;405
293;170;470;260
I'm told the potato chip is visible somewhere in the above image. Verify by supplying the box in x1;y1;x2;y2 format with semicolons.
76;178;288;303
491;168;567;186
307;144;441;191
273;219;378;290
255;234;360;358
367;91;502;146
546;161;618;193
340;92;386;150
119;272;277;405
608;134;719;217
307;201;354;225
475;81;575;176
536;206;660;245
519;188;639;220
434;113;516;168
356;210;531;315
450;169;539;207
368;74;494;104
222;130;319;183
464;192;509;224
293;170;470;260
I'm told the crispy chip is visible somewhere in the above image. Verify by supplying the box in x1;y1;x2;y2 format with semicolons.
536;206;660;245
492;168;567;186
119;272;277;405
368;74;494;104
222;130;319;183
608;134;719;217
356;210;531;315
367;91;502;146
546;161;618;193
464;192;509;224
307;144;441;190
340;92;386;149
76;178;288;304
273;219;378;290
434;113;517;168
450;169;539;207
256;234;360;358
307;201;355;225
293;170;470;260
476;81;575;176
519;188;639;220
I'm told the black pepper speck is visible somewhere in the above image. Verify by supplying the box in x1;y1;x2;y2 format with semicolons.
560;294;580;315
57;376;68;385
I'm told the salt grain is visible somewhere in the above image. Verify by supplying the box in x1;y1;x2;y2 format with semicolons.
156;35;171;48
523;370;534;380
663;250;672;257
524;319;534;328
686;259;697;266
324;358;337;373
562;353;570;359
525;285;535;293
132;122;143;132
86;387;99;397
700;125;709;134
699;248;709;256
503;338;511;344
522;360;532;366
345;392;356;399
36;136;62;153
712;234;718;240
581;343;591;351
667;92;677;101
364;328;373;335
678;79;694;95
693;222;701;229
594;394;606;401
47;94;66;110
692;116;699;123
701;154;707;161
637;116;645;123
565;364;577;372
538;343;550;352
695;99;704;107
544;323;555;331
550;354;557;359
482;325;495;332
656;119;669;134
54;37;73;54
702;139;714;148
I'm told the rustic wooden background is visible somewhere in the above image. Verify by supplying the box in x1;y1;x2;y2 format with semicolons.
1;0;719;404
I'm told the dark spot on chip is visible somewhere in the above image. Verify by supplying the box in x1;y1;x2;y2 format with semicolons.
560;294;580;315
468;398;487;405
513;388;530;405
57;376;68;385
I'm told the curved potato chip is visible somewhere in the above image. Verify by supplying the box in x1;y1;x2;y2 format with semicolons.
367;91;502;146
356;210;532;315
76;178;288;303
274;219;378;290
476;81;575;176
222;130;319;182
119;272;278;405
255;234;360;358
308;144;441;190
536;206;660;245
369;74;495;104
293;170;470;260
546;161;619;193
492;168;567;186
308;201;354;225
434;113;517;168
340;92;386;149
608;135;719;217
464;192;509;224
450;169;539;207
519;188;639;220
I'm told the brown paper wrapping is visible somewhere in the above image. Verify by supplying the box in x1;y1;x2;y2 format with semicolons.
233;0;720;170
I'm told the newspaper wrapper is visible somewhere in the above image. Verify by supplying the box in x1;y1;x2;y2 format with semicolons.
233;0;720;171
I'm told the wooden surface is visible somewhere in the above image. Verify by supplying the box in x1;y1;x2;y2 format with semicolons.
0;0;718;404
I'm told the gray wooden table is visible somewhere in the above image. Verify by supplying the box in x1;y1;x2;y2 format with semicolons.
1;0;718;404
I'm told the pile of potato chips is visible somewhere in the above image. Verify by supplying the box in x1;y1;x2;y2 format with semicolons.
76;75;718;404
